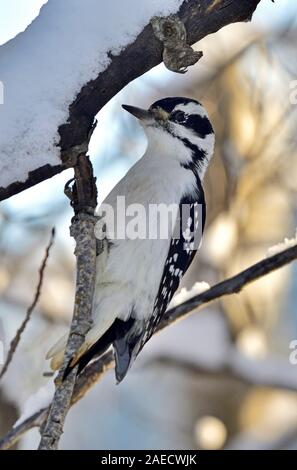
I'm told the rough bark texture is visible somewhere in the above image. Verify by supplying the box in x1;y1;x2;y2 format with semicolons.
0;0;262;201
38;155;98;450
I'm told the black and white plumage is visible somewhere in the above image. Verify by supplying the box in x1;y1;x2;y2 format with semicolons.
47;97;215;382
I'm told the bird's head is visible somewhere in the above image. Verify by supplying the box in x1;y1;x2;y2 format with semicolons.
122;97;215;179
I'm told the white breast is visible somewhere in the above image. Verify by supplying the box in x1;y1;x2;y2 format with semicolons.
93;142;197;325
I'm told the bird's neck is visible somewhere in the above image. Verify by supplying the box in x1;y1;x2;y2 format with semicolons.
145;127;213;181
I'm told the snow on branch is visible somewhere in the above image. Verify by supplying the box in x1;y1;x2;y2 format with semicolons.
0;0;261;201
0;242;296;450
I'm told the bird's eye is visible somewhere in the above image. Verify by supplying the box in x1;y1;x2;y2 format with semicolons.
172;111;187;124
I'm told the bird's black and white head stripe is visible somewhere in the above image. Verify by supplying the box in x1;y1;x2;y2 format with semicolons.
122;97;215;180
150;97;213;137
148;97;215;179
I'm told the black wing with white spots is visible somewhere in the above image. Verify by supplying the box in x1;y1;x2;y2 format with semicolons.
137;182;206;352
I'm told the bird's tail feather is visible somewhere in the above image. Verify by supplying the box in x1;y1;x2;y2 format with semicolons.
113;336;137;383
46;317;139;383
46;333;68;371
46;315;115;372
62;323;117;380
63;317;139;383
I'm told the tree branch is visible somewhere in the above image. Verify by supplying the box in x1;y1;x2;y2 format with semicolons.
0;243;296;450
37;154;98;450
0;409;47;451
0;0;262;201
160;244;297;328
151;354;297;393
0;352;113;450
0;228;55;380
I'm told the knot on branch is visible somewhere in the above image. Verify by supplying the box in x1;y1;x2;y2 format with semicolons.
69;212;98;239
151;15;202;73
64;153;97;216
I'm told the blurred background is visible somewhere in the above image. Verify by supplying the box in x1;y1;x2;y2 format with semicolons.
1;0;297;450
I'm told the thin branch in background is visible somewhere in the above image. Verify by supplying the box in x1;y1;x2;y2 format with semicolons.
1;243;296;450
0;352;114;451
0;228;55;380
160;244;297;328
151;354;297;393
38;154;98;450
0;409;47;451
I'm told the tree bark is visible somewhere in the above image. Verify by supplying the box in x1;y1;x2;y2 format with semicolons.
0;0;262;201
38;154;98;450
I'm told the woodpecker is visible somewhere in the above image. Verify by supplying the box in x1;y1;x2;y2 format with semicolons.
47;97;215;383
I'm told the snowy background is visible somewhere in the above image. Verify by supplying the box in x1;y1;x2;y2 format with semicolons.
0;0;297;450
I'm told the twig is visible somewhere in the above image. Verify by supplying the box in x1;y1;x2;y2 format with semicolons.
38;154;98;450
160;244;297;328
0;409;47;450
0;228;55;380
1;243;296;449
151;354;297;393
0;352;113;450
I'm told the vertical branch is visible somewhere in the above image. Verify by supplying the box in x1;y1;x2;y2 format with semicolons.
38;154;97;450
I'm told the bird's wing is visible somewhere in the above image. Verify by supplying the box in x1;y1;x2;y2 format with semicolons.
140;195;206;349
112;187;206;382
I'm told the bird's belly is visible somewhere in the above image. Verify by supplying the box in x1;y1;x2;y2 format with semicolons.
93;163;197;322
97;236;170;320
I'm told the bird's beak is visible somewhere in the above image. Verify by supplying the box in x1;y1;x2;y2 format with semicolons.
122;104;152;121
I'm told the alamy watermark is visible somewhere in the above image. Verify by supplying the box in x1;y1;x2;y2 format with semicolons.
95;197;204;250
0;319;5;367
289;339;297;365
0;341;3;366
0;80;3;105
289;80;297;105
